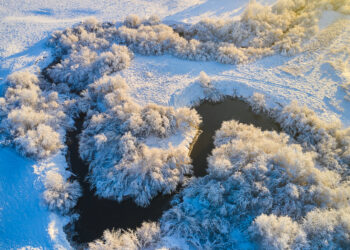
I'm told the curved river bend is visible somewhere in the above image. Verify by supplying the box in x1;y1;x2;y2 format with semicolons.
66;98;280;245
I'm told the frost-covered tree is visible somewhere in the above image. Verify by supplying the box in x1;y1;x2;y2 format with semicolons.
113;0;346;64
47;0;350;71
47;44;133;92
80;76;201;206
49;17;115;55
274;101;350;173
302;207;350;249
197;71;221;101
85;92;350;249
156;118;350;249
48;0;348;69
43;170;81;214
47;17;134;92
248;92;267;113
0;71;80;215
248;208;350;249
89;222;161;250
0;72;72;158
249;214;308;250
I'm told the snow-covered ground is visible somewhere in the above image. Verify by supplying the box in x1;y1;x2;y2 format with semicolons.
0;1;207;248
0;148;70;249
1;0;350;248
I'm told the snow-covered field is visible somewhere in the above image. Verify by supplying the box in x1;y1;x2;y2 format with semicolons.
1;0;350;248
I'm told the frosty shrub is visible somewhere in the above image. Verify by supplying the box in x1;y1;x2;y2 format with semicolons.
124;14;142;28
88;98;350;249
47;44;133;92
113;0;348;64
249;208;350;249
14;124;62;157
249;214;308;250
89;222;160;250
48;0;348;70
197;71;221;101
47;18;133;92
301;207;350;249
275;101;350;173
49;17;115;55
198;71;211;88
249;92;267;112
0;72;79;216
0;72;70;158
43;170;81;214
156;118;350;249
80;76;201;206
115;15;273;63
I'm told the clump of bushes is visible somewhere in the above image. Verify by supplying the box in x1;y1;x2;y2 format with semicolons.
0;72;71;158
80;76;201;206
43;170;81;214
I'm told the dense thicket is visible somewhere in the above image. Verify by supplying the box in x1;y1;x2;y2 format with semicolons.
49;0;350;67
0;72;72;158
43;170;81;214
3;0;350;246
48;18;133;92
88;100;350;249
80;76;201;206
0;71;82;214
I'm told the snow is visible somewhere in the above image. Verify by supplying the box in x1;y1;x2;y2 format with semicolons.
122;50;350;125
0;0;204;57
0;147;70;249
79;75;201;206
1;0;350;248
164;0;276;23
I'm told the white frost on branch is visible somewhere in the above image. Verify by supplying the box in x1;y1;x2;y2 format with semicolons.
43;170;81;214
0;72;80;215
89;222;161;250
80;76;201;206
114;0;348;63
47;18;133;92
49;0;349;69
248;92;267;113
0;72;72;158
86;94;350;248
250;207;350;249
198;71;211;88
47;44;133;92
274;101;350;173
249;214;308;250
156;114;350;249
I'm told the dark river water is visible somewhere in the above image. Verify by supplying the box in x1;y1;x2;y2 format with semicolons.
65;114;173;245
190;98;280;176
66;98;280;245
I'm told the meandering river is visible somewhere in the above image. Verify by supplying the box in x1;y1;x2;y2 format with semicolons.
66;98;280;245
